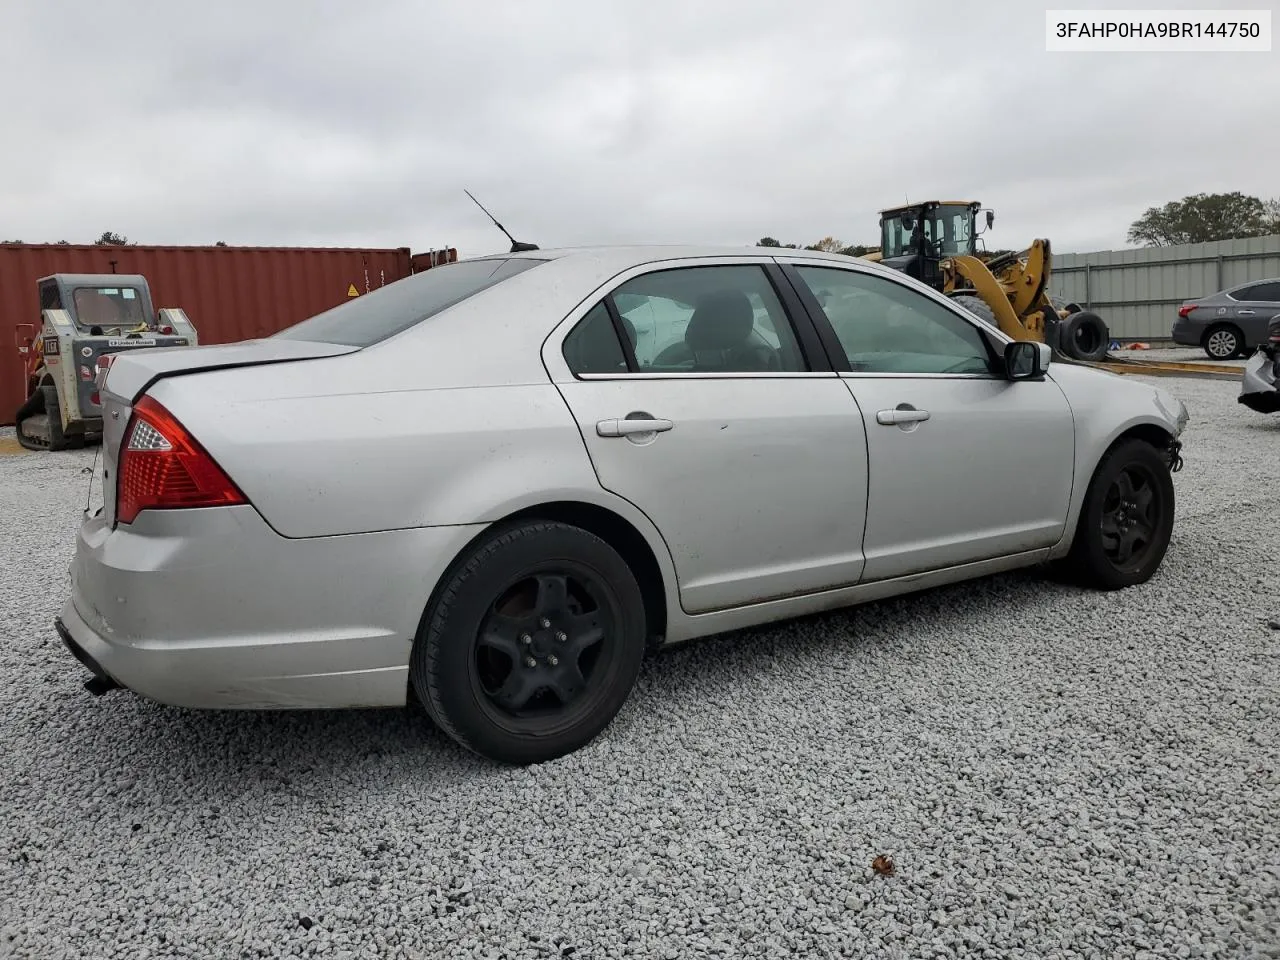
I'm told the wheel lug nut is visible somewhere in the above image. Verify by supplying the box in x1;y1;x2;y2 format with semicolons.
540;618;551;629
555;631;567;643
520;634;532;645
525;657;537;668
547;655;559;666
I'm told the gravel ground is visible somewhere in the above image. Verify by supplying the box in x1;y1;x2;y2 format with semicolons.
1;378;1278;960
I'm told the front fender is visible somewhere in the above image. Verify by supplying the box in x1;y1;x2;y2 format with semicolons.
1046;363;1185;557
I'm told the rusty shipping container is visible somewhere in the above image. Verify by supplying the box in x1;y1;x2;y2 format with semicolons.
1;243;457;426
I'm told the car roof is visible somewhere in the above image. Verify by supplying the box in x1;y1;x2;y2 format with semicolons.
467;243;891;274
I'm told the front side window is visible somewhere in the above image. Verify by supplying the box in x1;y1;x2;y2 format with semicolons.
275;257;545;347
609;265;807;373
794;265;994;375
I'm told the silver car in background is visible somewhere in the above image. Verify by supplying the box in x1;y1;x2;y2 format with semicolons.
58;245;1190;765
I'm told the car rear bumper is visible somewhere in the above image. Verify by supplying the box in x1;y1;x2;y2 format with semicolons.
59;505;487;709
1171;317;1202;346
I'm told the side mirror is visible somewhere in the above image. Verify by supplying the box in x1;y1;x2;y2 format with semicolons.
1005;340;1051;380
986;210;995;229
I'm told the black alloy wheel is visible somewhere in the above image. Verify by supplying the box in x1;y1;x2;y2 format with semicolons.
1057;438;1175;590
411;521;646;765
472;568;617;733
1098;464;1163;574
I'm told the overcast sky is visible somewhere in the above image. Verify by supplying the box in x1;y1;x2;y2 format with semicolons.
3;0;1276;258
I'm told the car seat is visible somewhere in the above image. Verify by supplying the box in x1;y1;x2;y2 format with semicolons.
683;291;778;372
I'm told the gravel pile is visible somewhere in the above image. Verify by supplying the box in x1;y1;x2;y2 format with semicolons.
1;379;1278;960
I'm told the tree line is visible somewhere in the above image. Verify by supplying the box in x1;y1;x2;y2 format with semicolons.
1126;192;1280;246
0;231;228;246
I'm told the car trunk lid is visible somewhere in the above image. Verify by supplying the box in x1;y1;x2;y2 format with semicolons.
94;339;357;527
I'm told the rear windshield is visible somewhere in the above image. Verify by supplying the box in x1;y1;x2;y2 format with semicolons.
273;257;545;347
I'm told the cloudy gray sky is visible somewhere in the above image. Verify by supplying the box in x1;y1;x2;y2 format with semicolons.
3;0;1276;258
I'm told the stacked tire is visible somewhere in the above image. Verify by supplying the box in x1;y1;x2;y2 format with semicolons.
950;295;1111;364
1056;309;1109;363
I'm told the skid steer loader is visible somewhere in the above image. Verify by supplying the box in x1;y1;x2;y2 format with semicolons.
13;274;198;451
866;200;1241;380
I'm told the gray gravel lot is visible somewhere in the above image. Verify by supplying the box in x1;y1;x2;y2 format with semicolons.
1;377;1278;960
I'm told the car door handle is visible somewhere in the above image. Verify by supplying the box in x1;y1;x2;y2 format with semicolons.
1238;310;1256;316
596;417;674;437
876;408;930;425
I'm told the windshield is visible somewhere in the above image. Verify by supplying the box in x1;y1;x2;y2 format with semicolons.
880;205;976;259
72;286;150;330
274;257;545;347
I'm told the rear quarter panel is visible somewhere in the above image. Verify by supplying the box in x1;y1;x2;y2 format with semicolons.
146;256;681;545
150;366;609;539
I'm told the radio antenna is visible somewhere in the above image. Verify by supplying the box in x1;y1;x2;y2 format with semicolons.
464;189;539;252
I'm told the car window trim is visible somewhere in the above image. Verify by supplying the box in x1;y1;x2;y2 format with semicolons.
602;295;640;373
555;258;836;381
774;258;1005;379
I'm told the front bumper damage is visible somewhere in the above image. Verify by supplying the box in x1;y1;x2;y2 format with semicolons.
1238;350;1280;414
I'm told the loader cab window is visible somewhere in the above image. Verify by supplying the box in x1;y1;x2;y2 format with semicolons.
39;284;61;310
71;286;149;330
881;206;977;259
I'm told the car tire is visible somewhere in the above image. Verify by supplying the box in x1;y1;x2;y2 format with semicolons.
1203;323;1243;360
1058;438;1175;591
410;520;647;765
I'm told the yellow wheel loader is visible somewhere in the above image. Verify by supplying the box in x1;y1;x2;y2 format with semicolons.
870;201;1239;380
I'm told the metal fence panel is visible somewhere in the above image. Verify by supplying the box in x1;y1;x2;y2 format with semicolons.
1048;234;1280;340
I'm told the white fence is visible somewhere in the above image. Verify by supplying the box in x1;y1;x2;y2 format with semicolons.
1048;234;1280;341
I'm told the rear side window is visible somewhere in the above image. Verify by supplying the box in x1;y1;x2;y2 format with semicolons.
1241;281;1280;302
1229;282;1280;302
563;303;629;374
274;257;544;347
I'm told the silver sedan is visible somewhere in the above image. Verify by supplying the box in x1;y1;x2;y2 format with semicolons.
58;245;1190;764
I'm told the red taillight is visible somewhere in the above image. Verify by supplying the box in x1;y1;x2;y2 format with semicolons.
160;325;174;335
116;396;246;524
1177;304;1197;318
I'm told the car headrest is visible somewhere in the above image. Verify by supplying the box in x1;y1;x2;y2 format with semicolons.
685;290;755;351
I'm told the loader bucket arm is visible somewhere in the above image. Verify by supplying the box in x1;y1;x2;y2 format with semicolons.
949;255;1043;342
987;239;1052;317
